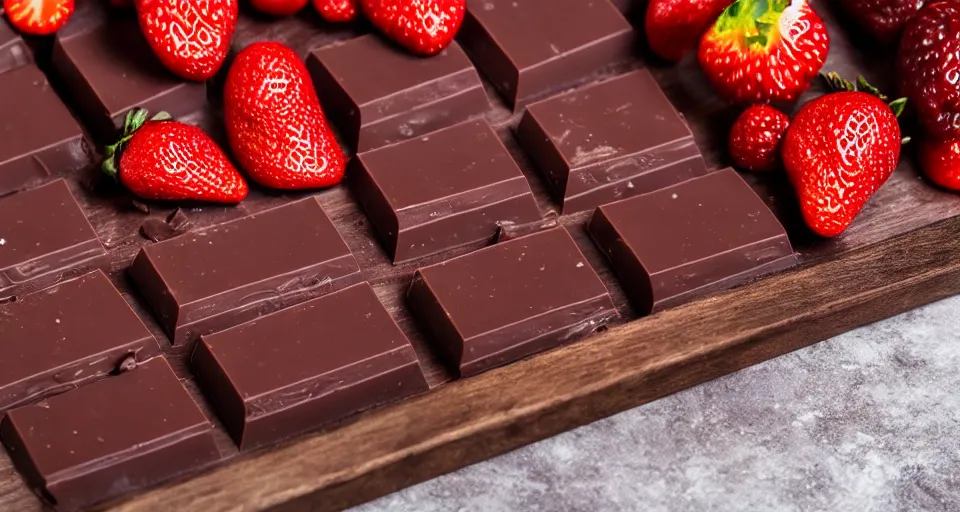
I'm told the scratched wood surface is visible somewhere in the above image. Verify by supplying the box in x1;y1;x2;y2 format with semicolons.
1;0;958;511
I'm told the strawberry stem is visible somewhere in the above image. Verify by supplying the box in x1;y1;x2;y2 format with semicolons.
820;72;908;118
102;108;172;179
713;0;790;49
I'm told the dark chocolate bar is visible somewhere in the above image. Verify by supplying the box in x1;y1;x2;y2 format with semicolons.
129;197;363;347
459;0;635;108
350;119;541;263
0;270;159;413
0;66;94;196
0;179;105;299
308;35;489;152
1;357;220;512
516;70;708;213
0;20;31;75
408;227;618;377
51;20;207;142
587;168;798;314
193;282;429;450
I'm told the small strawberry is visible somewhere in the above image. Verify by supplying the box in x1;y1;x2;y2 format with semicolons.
698;0;829;104
896;0;960;140
918;136;960;190
102;109;248;203
729;104;790;172
250;0;307;16
836;0;926;43
361;0;465;56
224;42;345;190
782;74;907;237
4;0;73;35
313;0;357;21
136;0;238;81
645;0;733;62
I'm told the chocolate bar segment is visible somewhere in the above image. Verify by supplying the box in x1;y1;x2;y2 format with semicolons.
51;20;207;142
350;119;541;263
517;70;708;213
129;197;363;347
408;227;618;377
587;169;798;314
0;20;31;75
0;179;105;299
1;357;220;512
459;0;635;108
0;66;94;196
193;282;429;450
308;35;489;152
0;271;159;413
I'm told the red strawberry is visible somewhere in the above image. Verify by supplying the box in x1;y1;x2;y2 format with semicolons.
782;75;906;237
102;109;248;203
250;0;307;16
919;136;960;190
896;0;960;140
645;0;732;62
361;0;465;56
4;0;73;35
729;104;790;172
136;0;238;81
313;0;357;21
224;42;345;190
836;0;926;43
698;0;829;104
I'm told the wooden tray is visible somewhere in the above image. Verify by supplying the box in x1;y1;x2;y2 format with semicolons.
2;2;959;511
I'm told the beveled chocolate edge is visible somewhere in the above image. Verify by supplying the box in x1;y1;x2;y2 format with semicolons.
0;238;106;297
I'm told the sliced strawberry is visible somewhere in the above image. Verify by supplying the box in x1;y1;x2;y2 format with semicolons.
4;0;74;35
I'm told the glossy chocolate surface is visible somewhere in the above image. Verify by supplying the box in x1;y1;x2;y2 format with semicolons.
0;66;93;196
0;179;105;299
193;282;429;450
51;20;207;142
129;198;363;347
408;228;618;377
588;169;798;314
517;70;708;213
0;20;31;75
350;119;541;263
1;357;219;512
0;271;158;413
308;35;489;152
459;0;635;108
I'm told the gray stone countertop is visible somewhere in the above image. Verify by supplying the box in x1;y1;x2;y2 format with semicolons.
353;295;960;512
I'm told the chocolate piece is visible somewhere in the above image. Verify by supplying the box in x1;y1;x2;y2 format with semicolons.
1;357;220;512
611;0;632;13
495;211;560;243
459;0;635;108
408;227;617;377
0;66;94;196
193;282;429;450
0;179;105;300
139;208;192;242
308;35;489;152
51;20;207;142
0;271;159;413
350;120;541;263
0;20;31;75
587;169;798;314
129;198;363;347
516;70;708;213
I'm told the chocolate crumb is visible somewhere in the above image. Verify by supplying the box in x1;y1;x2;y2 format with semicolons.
116;355;138;374
139;208;193;242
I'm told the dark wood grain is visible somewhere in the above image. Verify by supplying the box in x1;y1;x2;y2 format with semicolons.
1;0;958;510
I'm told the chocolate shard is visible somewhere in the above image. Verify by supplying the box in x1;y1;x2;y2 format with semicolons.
516;69;708;213
0;357;220;512
307;35;489;153
587;168;798;314
129;198;363;348
0;180;106;300
50;20;207;143
459;0;635;108
0;270;159;413
193;282;429;451
0;66;94;196
350;119;541;263
139;208;192;242
0;20;31;75
408;227;618;377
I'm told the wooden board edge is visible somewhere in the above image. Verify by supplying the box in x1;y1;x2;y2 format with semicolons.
102;216;960;512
